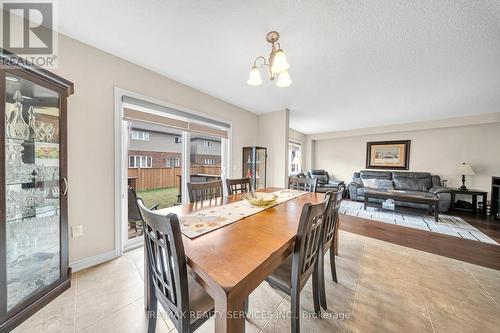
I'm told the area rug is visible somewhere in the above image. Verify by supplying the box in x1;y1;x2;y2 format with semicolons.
340;200;498;245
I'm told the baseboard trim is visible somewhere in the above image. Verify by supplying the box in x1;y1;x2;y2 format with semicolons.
70;250;117;273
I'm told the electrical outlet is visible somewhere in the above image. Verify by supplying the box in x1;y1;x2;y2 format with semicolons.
71;225;83;238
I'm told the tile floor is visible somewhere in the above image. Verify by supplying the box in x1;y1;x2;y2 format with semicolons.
13;231;500;333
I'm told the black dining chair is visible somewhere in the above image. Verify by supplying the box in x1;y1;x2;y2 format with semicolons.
226;177;252;195
317;186;344;310
137;200;215;333
128;186;159;233
261;193;331;333
288;176;318;193
187;180;224;203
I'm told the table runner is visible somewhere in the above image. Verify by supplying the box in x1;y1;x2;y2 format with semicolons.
172;189;307;238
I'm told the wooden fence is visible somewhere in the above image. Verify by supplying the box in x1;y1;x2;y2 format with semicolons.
128;166;221;191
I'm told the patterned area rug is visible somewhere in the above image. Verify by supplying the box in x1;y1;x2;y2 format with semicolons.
340;200;498;245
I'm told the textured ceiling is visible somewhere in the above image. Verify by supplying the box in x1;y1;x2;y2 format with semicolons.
57;0;500;134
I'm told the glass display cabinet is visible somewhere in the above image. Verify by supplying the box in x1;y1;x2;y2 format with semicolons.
0;51;74;332
242;146;267;190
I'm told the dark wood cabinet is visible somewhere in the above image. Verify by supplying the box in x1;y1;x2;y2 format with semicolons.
242;146;267;190
0;50;74;332
492;177;500;221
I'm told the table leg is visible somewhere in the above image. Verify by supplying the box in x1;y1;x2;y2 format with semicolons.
482;194;487;216
450;192;455;211
364;196;368;210
472;194;477;214
434;203;439;222
214;295;246;333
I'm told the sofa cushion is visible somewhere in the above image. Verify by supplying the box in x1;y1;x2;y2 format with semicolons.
360;170;392;180
392;172;433;191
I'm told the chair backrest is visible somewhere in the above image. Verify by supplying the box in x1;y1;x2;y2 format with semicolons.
291;193;331;291
128;186;142;221
137;199;190;330
187;180;223;203
226;177;252;195
288;177;318;193
322;185;345;250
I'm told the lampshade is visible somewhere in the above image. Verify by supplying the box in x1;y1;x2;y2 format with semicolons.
276;70;291;87
271;49;290;74
457;162;475;176
247;66;262;86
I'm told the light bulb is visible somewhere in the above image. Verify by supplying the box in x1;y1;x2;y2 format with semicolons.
276;70;291;87
271;49;290;74
247;66;262;86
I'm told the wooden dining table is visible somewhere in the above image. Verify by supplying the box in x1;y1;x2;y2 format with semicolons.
146;188;325;333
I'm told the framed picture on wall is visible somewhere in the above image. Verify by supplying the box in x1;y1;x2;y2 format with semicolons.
366;140;411;170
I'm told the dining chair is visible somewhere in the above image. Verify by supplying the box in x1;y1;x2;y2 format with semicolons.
137;200;214;333
128;186;159;233
226;177;252;195
288;176;318;193
317;185;345;310
261;193;331;333
187;180;223;203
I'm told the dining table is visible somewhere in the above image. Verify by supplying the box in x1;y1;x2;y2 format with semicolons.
145;187;325;333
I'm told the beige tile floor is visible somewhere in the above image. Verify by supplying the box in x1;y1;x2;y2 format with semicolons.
13;231;500;333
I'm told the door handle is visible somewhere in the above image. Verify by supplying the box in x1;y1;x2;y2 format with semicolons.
62;177;68;196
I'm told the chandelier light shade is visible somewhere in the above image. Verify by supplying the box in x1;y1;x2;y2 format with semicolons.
271;49;289;74
247;66;263;86
276;70;291;87
248;31;291;87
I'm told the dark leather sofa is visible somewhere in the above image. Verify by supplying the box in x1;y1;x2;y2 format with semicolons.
348;170;451;212
297;169;345;193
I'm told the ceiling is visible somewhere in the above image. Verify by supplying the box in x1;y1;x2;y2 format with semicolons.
57;0;500;134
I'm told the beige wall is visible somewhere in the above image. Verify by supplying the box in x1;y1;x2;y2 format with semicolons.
52;34;259;263
312;122;500;198
258;110;289;187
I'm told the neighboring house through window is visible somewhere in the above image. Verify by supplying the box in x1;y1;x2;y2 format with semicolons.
203;140;213;147
129;156;152;168
131;130;150;141
174;136;182;144
288;141;302;173
203;158;215;165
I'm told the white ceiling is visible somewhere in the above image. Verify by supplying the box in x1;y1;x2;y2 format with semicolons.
57;0;500;134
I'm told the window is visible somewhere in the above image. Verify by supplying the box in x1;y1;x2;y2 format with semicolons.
129;156;152;168
166;157;180;167
203;140;213;147
288;141;302;174
174;136;182;144
131;130;150;141
203;158;215;165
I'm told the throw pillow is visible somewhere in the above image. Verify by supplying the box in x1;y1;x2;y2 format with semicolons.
362;179;379;189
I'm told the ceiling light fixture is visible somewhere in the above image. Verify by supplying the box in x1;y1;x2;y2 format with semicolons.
247;31;291;87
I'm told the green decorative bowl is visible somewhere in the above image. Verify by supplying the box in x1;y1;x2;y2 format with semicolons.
241;192;278;207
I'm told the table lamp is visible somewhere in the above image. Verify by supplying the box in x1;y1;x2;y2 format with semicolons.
457;162;475;191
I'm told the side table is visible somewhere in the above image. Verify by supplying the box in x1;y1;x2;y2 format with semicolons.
449;188;487;215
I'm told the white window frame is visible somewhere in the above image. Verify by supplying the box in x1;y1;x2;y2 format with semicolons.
129;155;152;168
174;136;182;144
131;130;150;141
203;140;213;147
289;141;302;174
166;157;180;168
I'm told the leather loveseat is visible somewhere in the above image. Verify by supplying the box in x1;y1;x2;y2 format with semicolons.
348;170;451;212
305;169;345;193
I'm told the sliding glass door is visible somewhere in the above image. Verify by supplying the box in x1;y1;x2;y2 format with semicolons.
119;94;231;250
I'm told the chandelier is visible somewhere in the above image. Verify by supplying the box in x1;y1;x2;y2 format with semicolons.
247;31;291;87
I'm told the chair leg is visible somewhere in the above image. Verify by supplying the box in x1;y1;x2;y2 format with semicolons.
291;288;300;333
147;292;158;333
312;268;321;316
318;253;327;310
330;245;338;283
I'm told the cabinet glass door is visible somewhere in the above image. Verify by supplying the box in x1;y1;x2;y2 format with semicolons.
255;148;266;189
4;73;61;310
